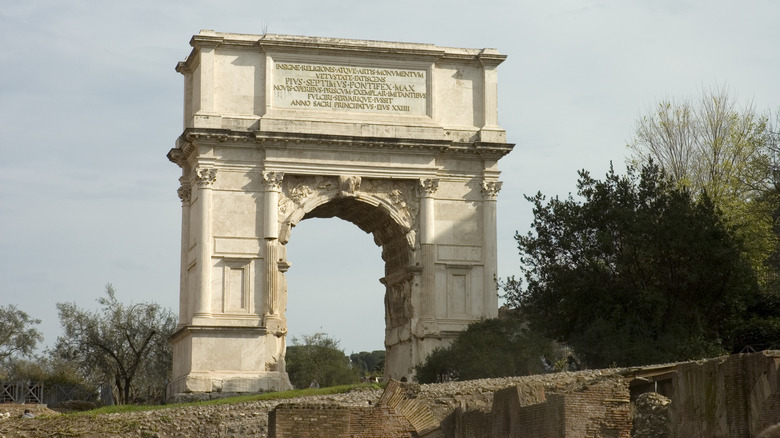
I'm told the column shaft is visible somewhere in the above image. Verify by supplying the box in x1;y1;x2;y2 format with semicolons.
178;179;191;325
418;178;439;320
194;168;216;319
262;172;284;321
481;181;502;317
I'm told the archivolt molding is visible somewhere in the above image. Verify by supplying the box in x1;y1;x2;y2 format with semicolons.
277;175;420;243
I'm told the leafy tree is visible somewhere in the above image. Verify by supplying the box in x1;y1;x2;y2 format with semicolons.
54;284;177;404
0;305;42;364
285;332;360;389
627;86;775;276
350;350;385;377
414;316;554;384
504;163;763;368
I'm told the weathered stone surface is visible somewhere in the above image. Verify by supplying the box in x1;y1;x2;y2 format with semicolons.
670;350;780;437
633;392;671;438
167;31;513;396
5;353;780;437
758;423;780;438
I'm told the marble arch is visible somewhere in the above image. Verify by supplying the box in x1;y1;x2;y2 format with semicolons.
166;31;513;396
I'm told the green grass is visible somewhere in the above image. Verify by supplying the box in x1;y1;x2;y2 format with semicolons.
68;382;385;416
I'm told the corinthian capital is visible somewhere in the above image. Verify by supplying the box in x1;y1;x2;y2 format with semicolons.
195;168;217;187
177;177;192;204
263;171;284;192
481;180;503;200
418;178;439;197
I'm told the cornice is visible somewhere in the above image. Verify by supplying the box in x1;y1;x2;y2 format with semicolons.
254;130;451;152
190;34;224;49
258;39;446;62
477;48;507;67
168;128;514;159
177;31;506;68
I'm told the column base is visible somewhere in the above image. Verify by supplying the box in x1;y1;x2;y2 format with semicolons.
167;371;293;401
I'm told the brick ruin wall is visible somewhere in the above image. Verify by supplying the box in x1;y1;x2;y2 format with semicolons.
270;380;442;438
483;378;631;438
270;376;633;438
270;351;780;438
269;404;421;438
670;350;780;437
3;351;779;437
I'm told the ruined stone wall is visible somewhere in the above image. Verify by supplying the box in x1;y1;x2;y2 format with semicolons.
481;377;630;438
269;380;441;438
6;353;780;438
268;404;351;438
268;404;418;438
453;408;491;438
513;394;565;437
670;351;780;437
562;380;631;438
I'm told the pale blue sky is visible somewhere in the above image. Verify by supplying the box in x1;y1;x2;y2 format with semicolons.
1;0;778;355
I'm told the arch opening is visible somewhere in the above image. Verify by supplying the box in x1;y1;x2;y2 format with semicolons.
280;190;420;380
301;196;413;278
284;217;385;354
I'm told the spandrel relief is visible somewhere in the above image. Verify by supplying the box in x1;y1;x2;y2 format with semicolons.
359;178;419;232
277;176;420;234
278;175;339;218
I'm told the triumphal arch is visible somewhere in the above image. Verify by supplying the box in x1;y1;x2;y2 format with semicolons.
166;30;513;395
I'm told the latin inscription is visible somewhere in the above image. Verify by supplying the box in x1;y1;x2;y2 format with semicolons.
273;62;427;115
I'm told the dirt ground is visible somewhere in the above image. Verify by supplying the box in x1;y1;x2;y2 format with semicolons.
0;404;60;418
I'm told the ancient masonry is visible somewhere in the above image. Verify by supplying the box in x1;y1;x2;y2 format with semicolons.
166;31;513;396
268;351;780;438
1;352;779;437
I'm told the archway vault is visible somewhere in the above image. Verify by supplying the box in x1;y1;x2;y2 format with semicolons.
166;31;512;397
278;175;420;377
278;174;417;274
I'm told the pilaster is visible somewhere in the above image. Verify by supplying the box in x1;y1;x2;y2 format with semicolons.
478;49;507;143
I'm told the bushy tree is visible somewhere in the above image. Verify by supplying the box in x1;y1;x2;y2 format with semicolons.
0;305;42;364
285;332;360;389
505;163;764;368
627;86;775;276
54;284;177;404
414;317;554;384
350;350;384;377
